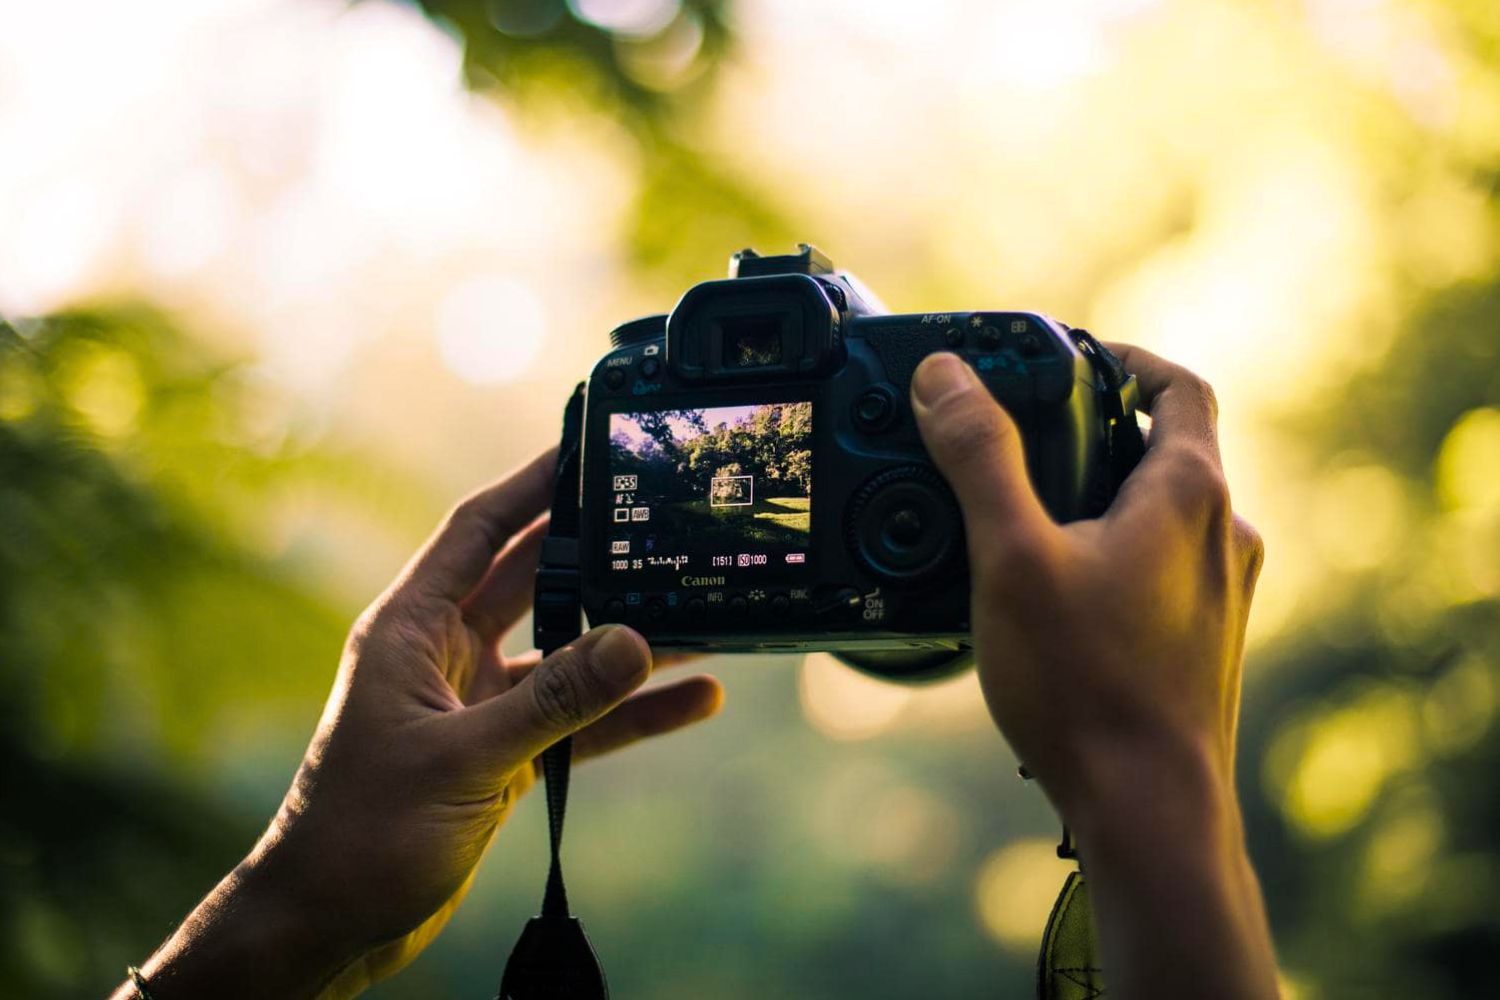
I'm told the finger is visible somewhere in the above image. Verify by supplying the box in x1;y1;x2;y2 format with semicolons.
1102;343;1231;532
459;515;550;642
1222;515;1262;777
469;646;700;717
452;625;653;770
571;675;724;762
910;352;1057;550
1104;342;1221;466
504;648;701;686
398;448;557;605
463;649;540;707
1231;513;1265;590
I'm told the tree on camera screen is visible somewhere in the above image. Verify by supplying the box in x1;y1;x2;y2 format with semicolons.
607;402;812;572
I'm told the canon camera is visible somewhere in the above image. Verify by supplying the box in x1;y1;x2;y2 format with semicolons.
542;244;1144;681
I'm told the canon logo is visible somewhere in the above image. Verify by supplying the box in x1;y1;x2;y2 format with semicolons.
681;575;726;587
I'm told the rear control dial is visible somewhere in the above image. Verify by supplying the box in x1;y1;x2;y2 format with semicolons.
846;466;963;586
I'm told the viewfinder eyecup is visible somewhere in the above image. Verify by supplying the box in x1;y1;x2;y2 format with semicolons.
665;273;842;382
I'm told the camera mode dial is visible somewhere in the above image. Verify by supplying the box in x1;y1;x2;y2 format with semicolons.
846;465;963;587
609;314;667;348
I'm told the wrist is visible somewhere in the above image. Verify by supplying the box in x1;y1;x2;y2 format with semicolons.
1053;730;1240;859
135;846;360;1000
1048;735;1279;1000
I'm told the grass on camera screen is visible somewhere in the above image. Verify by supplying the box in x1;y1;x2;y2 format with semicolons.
607;402;812;570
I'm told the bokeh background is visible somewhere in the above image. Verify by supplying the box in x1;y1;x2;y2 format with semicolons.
2;0;1498;997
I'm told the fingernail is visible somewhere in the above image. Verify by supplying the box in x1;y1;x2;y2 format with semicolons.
590;625;650;684
912;353;978;409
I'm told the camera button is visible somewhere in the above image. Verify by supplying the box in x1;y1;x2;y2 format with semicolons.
979;325;1002;350
684;596;707;621
640;357;661;379
769;593;790;615
853;385;898;432
645;598;668;622
601;598;627;622
847;466;962;586
604;367;626;390
727;594;749;617
884;507;924;547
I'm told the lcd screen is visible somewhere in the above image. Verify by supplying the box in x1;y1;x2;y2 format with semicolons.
606;402;812;574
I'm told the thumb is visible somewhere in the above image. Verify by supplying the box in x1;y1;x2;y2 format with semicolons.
457;625;652;771
910;352;1053;543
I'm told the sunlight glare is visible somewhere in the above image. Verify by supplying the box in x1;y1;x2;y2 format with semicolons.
436;276;547;384
799;653;913;741
570;0;681;38
974;838;1072;953
1268;689;1421;840
1310;462;1407;572
1435;408;1500;513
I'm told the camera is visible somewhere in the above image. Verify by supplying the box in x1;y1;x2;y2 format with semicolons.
549;244;1143;681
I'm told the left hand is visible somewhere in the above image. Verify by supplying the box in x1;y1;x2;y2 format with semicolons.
123;449;723;999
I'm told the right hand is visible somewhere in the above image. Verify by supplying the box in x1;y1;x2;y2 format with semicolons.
910;346;1278;999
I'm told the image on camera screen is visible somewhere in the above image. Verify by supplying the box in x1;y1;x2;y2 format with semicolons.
607;402;812;573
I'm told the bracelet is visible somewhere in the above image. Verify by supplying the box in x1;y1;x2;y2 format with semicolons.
126;966;157;1000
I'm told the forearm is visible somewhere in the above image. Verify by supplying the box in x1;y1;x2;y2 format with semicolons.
1064;742;1280;1000
108;848;356;1000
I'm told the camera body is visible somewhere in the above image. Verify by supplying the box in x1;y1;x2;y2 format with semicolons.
567;245;1141;681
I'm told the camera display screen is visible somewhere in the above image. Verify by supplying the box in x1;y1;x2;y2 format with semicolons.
606;402;812;575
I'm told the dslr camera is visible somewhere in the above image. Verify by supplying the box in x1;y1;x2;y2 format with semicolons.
541;245;1143;682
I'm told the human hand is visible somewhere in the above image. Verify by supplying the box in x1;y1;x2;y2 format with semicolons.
910;346;1278;999
121;450;722;1000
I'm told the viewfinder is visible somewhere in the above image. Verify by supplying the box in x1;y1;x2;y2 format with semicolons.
719;315;784;369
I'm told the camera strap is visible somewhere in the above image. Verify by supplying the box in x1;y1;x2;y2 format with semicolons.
499;384;610;1000
1020;777;1106;999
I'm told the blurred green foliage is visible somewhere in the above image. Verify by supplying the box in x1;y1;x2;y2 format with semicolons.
417;0;733;114
0;310;436;994
1235;273;1500;997
415;0;798;288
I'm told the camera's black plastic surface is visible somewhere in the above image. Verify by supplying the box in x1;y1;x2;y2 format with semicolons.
564;245;1140;680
